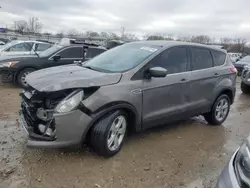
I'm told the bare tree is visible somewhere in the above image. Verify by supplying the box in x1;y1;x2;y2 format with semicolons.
220;37;233;49
191;35;211;44
89;32;100;37
100;32;108;38
27;17;42;34
13;20;28;34
55;30;64;38
67;29;78;37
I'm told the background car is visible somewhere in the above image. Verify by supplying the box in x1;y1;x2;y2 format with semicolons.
234;55;250;75
216;136;250;188
0;42;107;88
0;40;52;57
228;52;242;63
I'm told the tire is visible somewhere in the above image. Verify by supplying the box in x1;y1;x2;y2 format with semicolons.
203;94;230;125
90;110;128;157
241;81;250;94
17;68;36;89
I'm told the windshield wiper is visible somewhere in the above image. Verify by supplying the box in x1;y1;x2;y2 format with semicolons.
82;65;112;73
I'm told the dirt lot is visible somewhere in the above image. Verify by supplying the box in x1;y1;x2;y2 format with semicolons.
1;79;250;188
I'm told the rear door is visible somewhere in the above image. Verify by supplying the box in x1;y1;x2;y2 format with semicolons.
188;46;219;114
142;46;191;128
48;46;83;67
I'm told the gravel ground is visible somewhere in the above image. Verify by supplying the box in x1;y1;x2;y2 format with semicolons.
1;79;250;188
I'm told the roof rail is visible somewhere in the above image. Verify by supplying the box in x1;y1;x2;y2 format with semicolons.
70;40;100;47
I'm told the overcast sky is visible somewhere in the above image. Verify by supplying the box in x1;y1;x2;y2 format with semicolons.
1;0;250;38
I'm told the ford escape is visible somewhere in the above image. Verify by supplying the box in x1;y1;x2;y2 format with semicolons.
19;41;237;157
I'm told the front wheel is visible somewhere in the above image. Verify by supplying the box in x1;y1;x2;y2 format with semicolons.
204;94;230;125
17;68;36;89
90;110;128;157
241;81;250;94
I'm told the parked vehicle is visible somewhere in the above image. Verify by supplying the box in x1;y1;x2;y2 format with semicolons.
240;65;250;93
228;52;242;63
0;41;5;45
0;43;107;88
234;55;250;75
19;41;237;157
0;40;52;57
104;40;125;49
216;136;250;188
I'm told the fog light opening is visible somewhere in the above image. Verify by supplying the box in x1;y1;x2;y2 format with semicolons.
38;124;55;137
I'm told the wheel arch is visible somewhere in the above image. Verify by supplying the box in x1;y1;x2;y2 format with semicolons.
82;101;141;143
214;87;235;105
14;66;37;83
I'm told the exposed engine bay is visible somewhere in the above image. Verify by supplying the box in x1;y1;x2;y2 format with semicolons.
20;88;75;140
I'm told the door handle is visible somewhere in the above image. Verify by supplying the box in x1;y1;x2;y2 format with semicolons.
74;60;82;63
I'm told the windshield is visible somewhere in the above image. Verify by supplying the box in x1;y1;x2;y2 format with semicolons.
39;45;64;57
0;40;20;50
84;43;159;72
241;56;250;62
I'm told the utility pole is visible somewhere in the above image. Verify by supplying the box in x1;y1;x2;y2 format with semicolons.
121;26;125;39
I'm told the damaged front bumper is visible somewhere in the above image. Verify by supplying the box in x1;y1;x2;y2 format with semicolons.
0;67;15;83
19;91;93;148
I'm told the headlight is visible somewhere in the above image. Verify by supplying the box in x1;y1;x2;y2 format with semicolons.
55;90;84;113
1;61;19;67
235;139;250;186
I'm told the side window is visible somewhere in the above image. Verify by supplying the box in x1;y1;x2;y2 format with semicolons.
211;50;226;66
150;47;188;74
35;43;51;51
6;42;33;52
191;47;213;70
57;47;82;58
86;48;106;58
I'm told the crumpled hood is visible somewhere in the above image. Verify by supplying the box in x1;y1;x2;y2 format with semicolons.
26;64;122;92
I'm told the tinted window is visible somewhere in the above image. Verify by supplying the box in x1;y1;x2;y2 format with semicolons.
7;42;33;52
35;43;51;51
58;47;82;58
212;51;226;66
150;47;188;74
86;48;106;58
191;47;213;70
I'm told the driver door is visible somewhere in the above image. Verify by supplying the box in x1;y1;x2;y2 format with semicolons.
142;46;191;129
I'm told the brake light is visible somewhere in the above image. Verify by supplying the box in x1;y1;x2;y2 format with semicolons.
230;66;237;73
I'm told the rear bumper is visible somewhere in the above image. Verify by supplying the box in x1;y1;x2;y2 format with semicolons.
216;150;240;188
19;109;93;148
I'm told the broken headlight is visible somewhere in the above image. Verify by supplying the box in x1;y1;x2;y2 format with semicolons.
55;90;83;113
235;139;250;187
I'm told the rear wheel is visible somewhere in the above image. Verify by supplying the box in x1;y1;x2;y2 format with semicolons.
17;68;36;89
241;81;250;94
204;94;230;125
90;110;127;157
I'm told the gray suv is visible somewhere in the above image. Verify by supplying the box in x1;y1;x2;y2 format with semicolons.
19;41;237;157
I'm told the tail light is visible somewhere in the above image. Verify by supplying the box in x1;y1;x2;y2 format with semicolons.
230;66;237;73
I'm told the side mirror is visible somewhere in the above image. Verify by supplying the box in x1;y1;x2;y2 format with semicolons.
53;55;61;61
147;67;167;78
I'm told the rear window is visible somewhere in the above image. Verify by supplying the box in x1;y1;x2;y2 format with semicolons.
191;47;213;70
212;51;226;66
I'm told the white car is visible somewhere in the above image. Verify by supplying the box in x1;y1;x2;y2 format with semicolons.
0;40;52;57
228;53;242;63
